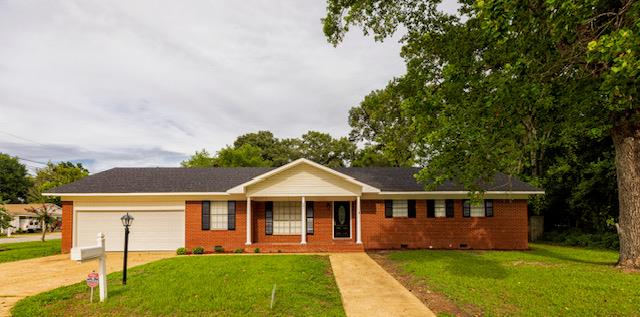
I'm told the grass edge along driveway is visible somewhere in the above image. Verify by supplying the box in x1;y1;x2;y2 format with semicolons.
0;239;60;264
381;243;640;316
12;254;345;316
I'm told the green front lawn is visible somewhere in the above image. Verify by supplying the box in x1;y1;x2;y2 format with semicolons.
12;255;345;316
382;243;640;316
0;239;61;264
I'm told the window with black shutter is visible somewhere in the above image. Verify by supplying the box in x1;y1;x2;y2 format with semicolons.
265;201;273;235
227;201;236;230
408;200;416;218
463;200;471;218
201;201;210;230
427;200;435;218
445;199;454;218
485;199;494;217
306;201;314;234
384;200;393;218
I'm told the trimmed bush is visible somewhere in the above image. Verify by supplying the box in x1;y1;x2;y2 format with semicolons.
192;246;205;255
254;248;260;253
176;247;187;255
233;248;244;253
214;245;224;253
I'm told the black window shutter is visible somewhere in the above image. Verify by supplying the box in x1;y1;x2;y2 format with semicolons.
384;200;393;218
408;200;416;218
306;201;314;235
227;201;236;230
485;199;494;217
445;199;454;218
463;200;471;218
265;201;273;235
201;201;210;230
427;200;435;218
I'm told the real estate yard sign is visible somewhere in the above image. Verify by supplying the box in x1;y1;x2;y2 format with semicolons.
87;271;99;302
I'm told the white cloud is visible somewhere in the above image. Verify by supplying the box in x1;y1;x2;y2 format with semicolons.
0;0;451;172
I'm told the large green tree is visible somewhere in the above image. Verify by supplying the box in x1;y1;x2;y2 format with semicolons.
28;161;90;204
323;0;640;267
183;130;356;168
348;79;417;167
0;153;31;203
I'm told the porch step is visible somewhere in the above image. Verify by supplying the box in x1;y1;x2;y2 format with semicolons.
249;243;364;253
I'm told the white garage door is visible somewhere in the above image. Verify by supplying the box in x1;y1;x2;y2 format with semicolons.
76;210;185;251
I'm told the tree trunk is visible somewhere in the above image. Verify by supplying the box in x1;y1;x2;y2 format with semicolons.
41;219;46;242
612;110;640;269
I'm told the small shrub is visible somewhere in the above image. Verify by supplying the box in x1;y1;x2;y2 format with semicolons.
234;248;244;253
254;248;260;253
214;245;224;253
192;246;204;255
176;247;187;255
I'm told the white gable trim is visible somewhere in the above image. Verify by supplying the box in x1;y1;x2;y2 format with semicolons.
226;158;380;194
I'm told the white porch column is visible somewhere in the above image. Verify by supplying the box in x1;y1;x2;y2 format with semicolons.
356;196;362;244
300;196;307;245
245;197;252;245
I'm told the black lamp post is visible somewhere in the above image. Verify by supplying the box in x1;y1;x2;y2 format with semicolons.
120;213;134;285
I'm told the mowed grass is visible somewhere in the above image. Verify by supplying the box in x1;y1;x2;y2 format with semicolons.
385;243;640;316
12;255;345;316
0;239;60;263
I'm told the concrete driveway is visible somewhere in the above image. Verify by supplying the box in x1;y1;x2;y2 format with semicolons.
0;233;61;244
0;251;174;317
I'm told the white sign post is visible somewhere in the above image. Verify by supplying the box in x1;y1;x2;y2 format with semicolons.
71;233;107;302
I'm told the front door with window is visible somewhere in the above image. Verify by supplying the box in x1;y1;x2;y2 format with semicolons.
333;201;351;238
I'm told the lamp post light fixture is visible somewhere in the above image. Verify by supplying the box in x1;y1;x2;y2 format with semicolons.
120;213;134;285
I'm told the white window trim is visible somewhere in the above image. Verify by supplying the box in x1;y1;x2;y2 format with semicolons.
434;200;446;218
210;201;228;230
392;200;408;218
272;201;302;235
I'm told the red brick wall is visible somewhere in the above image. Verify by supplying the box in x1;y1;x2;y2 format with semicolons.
61;201;73;253
184;199;528;251
185;201;246;251
360;199;529;250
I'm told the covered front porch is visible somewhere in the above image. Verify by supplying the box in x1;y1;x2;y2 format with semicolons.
243;197;364;251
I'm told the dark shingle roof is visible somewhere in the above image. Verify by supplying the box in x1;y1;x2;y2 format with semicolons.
46;166;541;194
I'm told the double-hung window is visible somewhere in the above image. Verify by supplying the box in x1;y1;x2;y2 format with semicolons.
210;201;228;230
201;201;236;230
428;199;454;218
273;201;302;235
385;200;416;218
463;199;494;217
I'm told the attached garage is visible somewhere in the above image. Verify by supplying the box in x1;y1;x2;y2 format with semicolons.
75;210;185;251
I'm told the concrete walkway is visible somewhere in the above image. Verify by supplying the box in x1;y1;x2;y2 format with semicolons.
0;252;173;317
0;232;61;244
330;253;435;317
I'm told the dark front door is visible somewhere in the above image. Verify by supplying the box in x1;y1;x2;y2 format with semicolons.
333;201;351;238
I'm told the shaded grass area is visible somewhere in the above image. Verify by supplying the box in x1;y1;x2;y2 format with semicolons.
0;239;60;263
12;255;345;316
384;243;640;316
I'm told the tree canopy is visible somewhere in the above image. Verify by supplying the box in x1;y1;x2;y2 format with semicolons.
28;161;90;204
323;0;640;267
0;153;31;203
182;130;356;168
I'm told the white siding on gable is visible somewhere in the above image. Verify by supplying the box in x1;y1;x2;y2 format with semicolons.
246;164;361;197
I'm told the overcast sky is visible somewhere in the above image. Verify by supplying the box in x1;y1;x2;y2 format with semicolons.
0;1;455;173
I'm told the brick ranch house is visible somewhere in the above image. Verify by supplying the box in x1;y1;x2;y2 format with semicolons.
44;159;543;253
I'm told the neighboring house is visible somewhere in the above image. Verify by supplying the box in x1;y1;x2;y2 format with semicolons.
43;158;543;253
0;203;62;234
